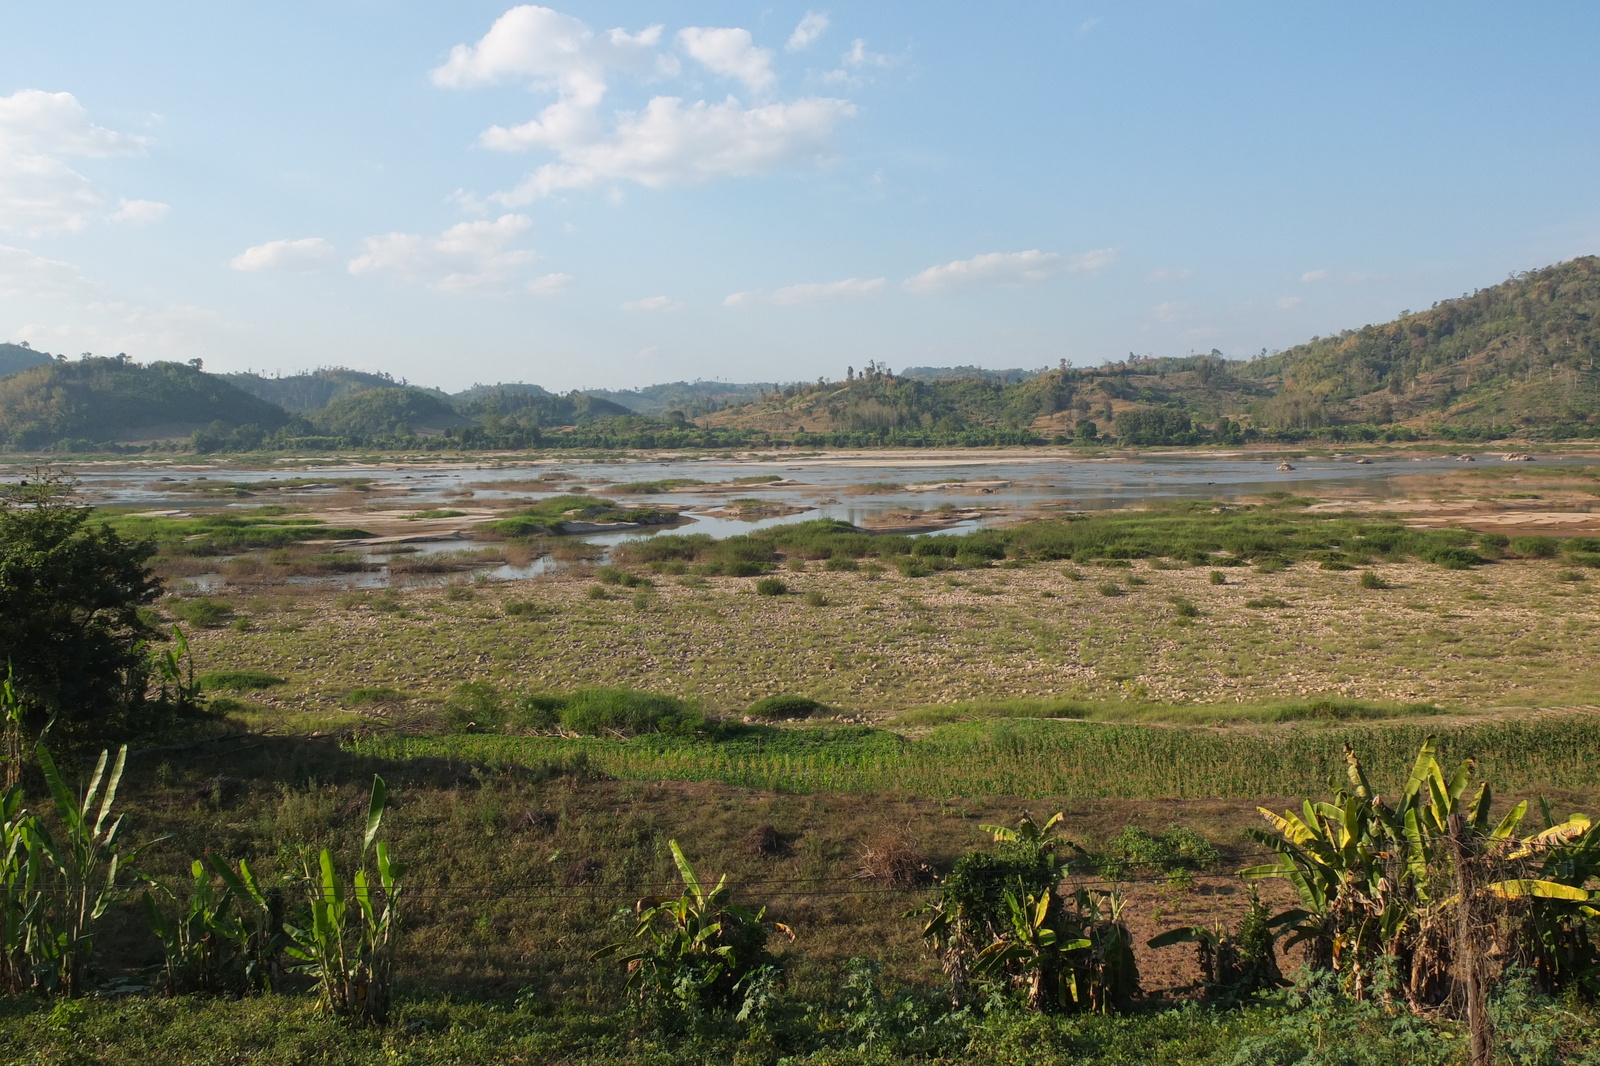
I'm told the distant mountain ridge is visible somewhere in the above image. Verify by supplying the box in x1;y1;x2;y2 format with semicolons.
2;256;1596;449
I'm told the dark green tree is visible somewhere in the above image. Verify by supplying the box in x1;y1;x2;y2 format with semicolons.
0;470;164;738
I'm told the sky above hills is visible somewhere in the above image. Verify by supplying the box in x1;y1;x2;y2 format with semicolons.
1;2;1597;391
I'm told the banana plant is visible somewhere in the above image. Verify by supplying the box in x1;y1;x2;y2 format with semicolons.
594;839;791;1012
0;784;44;993
972;889;1089;1012
28;744;164;995
1489;810;1600;992
143;859;244;995
285;776;401;1025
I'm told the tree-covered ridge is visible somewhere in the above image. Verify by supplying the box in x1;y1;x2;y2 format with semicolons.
222;368;411;413
0;356;290;449
1243;256;1600;434
310;387;469;437
579;379;778;417
454;387;634;429
0;342;52;379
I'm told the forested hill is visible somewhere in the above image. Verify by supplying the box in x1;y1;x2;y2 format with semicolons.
0;343;52;379
222;368;414;413
1240;256;1600;436
0;357;291;448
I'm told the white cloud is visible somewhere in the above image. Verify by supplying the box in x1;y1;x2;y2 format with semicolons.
725;276;884;306
0;90;156;236
903;248;1114;294
491;95;854;203
623;295;681;311
0;242;86;299
112;198;168;224
527;271;571;295
843;39;891;68
787;12;830;51
348;214;536;293
1077;18;1102;35
1147;266;1192;282
437;8;854;203
1276;296;1303;310
230;237;337;272
678;27;775;95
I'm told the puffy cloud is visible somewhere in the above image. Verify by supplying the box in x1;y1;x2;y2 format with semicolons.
622;295;681;311
787;12;830;51
111;198;169;224
725;276;883;306
903;248;1114;294
230;237;337;272
491;95;853;203
348;214;536;293
678;27;775;95
429;6;662;91
438;8;854;203
527;271;572;295
843;38;891;69
0;90;157;236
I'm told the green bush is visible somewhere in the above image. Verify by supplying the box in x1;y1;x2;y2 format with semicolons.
822;556;859;572
802;590;827;607
1103;825;1219;876
754;577;788;596
559;688;703;737
747;695;828;720
443;681;507;732
342;686;411;705
1358;571;1390;590
1510;535;1560;559
1244;596;1288;609
167;597;233;628
196;670;284;692
1477;532;1510;556
1208;570;1227;585
1097;582;1124;597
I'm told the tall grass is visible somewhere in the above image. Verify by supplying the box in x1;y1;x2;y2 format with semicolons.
352;714;1600;801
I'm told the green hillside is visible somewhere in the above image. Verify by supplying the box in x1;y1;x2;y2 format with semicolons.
222;368;411;413
0;356;291;448
1242;256;1600;438
455;386;633;428
310;386;469;437
0;342;52;379
582;379;776;416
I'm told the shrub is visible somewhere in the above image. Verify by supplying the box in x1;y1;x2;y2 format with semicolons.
1244;596;1288;609
1358;571;1390;589
754;577;788;596
1103;825;1219;876
167;597;233;628
559;688;703;737
1571;551;1600;569
1097;582;1124;597
1170;597;1200;619
196;670;284;693
802;589;827;607
442;681;506;732
1208;570;1227;585
1510;535;1560;558
823;556;859;572
1477;532;1510;557
585;585;609;600
747;694;827;720
1419;545;1482;569
343;686;411;706
1556;570;1586;582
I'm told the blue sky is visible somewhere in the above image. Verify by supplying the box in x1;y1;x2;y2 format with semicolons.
1;2;1597;391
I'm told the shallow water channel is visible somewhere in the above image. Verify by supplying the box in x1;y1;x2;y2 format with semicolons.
67;450;1593;590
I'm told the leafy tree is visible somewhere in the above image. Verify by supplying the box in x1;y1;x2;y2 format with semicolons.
0;470;165;738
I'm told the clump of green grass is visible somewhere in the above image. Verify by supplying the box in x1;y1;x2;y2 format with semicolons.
1097;582;1124;597
196;669;284;692
1100;825;1220;877
406;509;468;520
755;577;788;596
343;686;412;706
1208;570;1227;585
1358;571;1391;590
802;590;827;607
1556;570;1586;583
1169;597;1200;619
167;597;234;628
746;695;829;720
1511;535;1560;559
1243;596;1288;609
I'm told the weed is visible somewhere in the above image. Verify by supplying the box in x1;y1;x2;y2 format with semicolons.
754;577;788;596
1208;571;1227;585
1358;571;1391;589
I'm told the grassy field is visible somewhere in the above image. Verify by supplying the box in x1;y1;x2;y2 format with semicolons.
184;549;1600;724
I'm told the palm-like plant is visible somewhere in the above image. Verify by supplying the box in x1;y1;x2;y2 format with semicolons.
285;776;401;1025
595;840;790;1013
